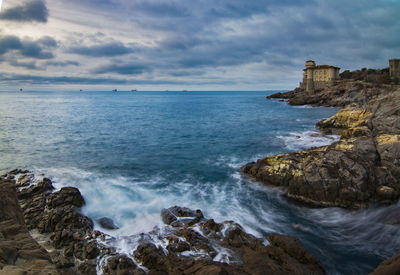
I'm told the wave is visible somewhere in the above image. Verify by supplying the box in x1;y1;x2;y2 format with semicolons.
31;166;400;274
278;130;340;151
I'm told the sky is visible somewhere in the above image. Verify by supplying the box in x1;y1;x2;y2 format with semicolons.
0;0;399;91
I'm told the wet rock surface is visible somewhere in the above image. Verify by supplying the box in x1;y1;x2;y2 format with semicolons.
248;80;400;209
0;172;326;274
98;217;119;230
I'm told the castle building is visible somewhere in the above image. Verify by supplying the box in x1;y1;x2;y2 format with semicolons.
300;60;340;92
389;59;400;80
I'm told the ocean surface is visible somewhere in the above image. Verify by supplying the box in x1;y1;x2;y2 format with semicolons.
1;90;399;274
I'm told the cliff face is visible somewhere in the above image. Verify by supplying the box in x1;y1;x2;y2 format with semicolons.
243;81;400;209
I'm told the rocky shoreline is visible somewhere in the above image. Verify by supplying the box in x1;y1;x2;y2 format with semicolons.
241;70;400;273
2;70;400;274
243;78;400;208
1;169;326;274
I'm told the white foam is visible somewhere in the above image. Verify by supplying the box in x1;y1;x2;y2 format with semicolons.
278;130;340;151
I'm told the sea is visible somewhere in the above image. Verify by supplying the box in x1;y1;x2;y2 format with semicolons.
1;90;399;274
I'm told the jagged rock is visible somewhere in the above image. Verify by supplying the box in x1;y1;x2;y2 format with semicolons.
130;206;325;275
247;86;400;208
17;177;54;200
98;217;119;230
161;206;204;227
103;254;144;275
2;173;326;275
47;187;85;208
0;175;58;274
134;243;168;273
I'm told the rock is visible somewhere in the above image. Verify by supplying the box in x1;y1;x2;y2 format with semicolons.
2;171;326;275
129;206;325;275
161;206;204;227
17;177;54;200
98;217;119;230
134;243;168;273
202;219;222;235
370;253;400;275
0;175;58;274
84;241;100;259
102;254;144;275
16;173;33;188
376;186;397;200
242;86;400;208
47;187;85;208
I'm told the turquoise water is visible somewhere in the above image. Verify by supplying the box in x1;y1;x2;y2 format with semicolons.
0;90;399;274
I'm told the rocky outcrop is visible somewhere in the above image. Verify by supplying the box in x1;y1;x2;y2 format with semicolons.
267;80;397;107
0;171;58;274
1;171;325;274
250;81;400;208
134;205;325;275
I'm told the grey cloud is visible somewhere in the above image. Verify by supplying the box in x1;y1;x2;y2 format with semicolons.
0;35;57;59
9;60;38;70
0;0;49;23
92;62;150;75
67;42;133;57
45;60;80;67
0;73;192;85
2;0;400;89
0;36;23;54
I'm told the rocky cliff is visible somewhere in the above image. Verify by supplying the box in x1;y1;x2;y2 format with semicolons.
0;170;325;274
243;80;400;209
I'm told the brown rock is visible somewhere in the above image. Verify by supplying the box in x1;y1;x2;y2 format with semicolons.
370;253;400;275
0;176;58;274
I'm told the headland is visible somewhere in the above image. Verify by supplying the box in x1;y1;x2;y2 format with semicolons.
242;61;400;273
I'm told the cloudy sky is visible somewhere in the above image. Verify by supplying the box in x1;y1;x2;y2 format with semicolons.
0;0;399;91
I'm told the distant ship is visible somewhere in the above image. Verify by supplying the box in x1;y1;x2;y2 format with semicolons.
112;89;117;92
131;89;137;92
20;88;23;92
80;89;83;92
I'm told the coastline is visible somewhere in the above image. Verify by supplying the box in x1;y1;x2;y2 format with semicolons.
241;71;400;273
243;78;400;208
1;80;399;273
0;170;325;274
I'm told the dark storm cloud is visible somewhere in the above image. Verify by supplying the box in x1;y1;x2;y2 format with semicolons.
0;0;49;23
0;35;57;59
67;42;133;57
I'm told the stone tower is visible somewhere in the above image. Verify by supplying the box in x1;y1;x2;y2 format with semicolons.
304;60;316;91
389;59;400;80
